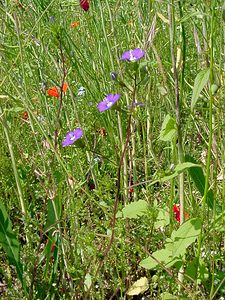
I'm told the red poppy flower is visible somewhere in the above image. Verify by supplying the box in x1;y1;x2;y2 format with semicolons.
47;87;59;98
173;204;189;223
129;187;134;193
70;21;80;28
62;82;68;93
80;0;89;11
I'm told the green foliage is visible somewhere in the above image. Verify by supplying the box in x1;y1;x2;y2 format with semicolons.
185;154;214;210
126;277;149;296
0;0;224;298
0;200;23;285
159;114;177;142
191;69;210;111
118;200;148;219
140;218;201;270
159;162;200;183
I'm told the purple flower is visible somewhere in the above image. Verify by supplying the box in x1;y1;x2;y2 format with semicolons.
110;72;118;80
121;48;145;62
97;94;121;112
62;128;83;147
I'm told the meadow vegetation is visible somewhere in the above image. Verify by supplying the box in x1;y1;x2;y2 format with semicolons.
0;0;224;299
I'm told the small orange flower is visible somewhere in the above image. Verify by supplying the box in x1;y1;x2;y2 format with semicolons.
62;82;68;93
129;187;134;193
47;87;59;98
70;21;80;28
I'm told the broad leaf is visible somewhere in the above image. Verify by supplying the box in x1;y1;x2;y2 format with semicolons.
159;162;199;183
139;248;176;270
0;200;23;283
159;115;177;142
185;155;214;209
154;208;170;229
140;218;201;270
161;292;178;300
122;200;148;219
171;218;202;258
191;69;210;111
126;277;149;296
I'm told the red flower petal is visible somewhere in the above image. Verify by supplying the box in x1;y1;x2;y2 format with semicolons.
80;0;89;11
62;82;68;93
70;21;80;28
47;87;59;97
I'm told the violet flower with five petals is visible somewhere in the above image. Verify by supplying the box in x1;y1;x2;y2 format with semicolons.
97;94;121;112
62;128;83;147
121;48;145;62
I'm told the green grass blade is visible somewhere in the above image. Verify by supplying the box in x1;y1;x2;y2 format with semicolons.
0;199;23;284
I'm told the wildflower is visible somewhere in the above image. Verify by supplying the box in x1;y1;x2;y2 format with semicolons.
97;128;106;137
121;48;145;62
80;0;89;11
47;87;59;98
110;71;118;80
70;21;80;28
62;128;83;147
21;111;29;121
78;86;85;97
173;204;180;222
173;204;189;223
97;94;121;112
129;187;134;193
62;82;68;93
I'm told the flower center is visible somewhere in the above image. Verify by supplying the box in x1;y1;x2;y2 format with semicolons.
129;50;136;61
106;101;113;108
69;133;76;141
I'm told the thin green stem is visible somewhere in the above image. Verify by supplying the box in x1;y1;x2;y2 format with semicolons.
196;0;216;294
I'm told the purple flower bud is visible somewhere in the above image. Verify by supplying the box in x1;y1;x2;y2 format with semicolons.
110;72;118;80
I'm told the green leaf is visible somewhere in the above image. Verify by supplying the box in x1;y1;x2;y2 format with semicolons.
174;162;200;173
126;277;149;296
171;218;202;258
139;248;176;270
185;155;214;210
140;218;201;270
159;115;177;142
161;292;178;300
191;69;210;111
122;200;148;219
159;162;199;183
0;200;23;284
185;258;209;283
84;273;92;291
154;208;170;229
